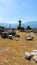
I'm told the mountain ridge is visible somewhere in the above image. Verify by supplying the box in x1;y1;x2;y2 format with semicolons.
0;21;37;28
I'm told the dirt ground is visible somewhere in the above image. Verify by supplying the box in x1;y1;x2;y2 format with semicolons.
0;30;37;65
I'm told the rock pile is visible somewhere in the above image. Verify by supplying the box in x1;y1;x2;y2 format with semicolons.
25;50;37;63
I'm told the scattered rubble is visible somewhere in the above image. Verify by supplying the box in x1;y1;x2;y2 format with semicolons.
25;52;32;60
25;50;37;63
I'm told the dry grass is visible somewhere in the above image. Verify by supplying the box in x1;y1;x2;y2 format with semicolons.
0;30;37;65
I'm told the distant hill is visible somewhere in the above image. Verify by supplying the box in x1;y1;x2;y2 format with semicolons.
0;21;37;28
22;21;37;28
0;22;9;28
0;22;18;28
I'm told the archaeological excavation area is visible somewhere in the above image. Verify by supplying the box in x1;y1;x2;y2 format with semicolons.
0;30;37;65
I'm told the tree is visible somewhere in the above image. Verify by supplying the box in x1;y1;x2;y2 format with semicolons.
17;20;22;30
18;20;22;27
0;26;5;29
26;26;32;30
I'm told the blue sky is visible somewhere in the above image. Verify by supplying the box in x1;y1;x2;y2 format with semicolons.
0;0;37;23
